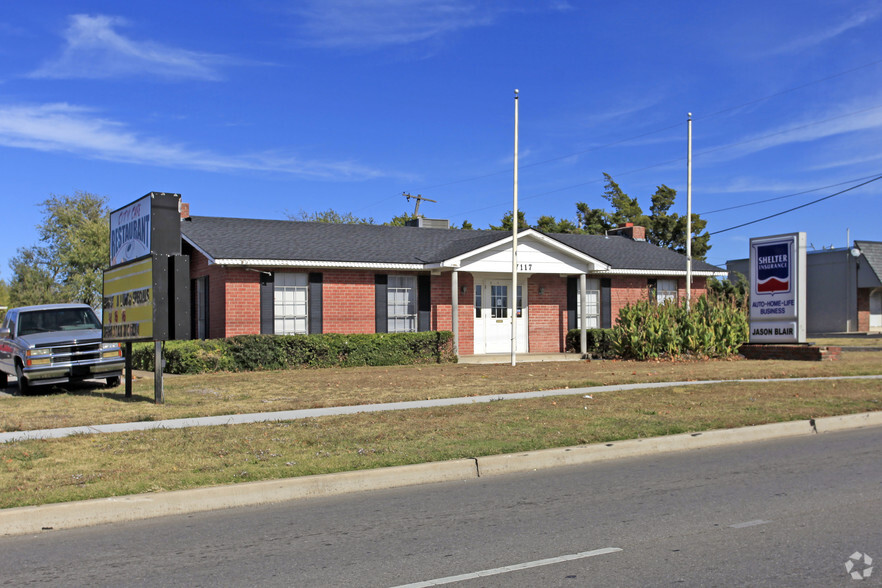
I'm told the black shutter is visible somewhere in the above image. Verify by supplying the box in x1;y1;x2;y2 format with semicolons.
601;278;612;329
375;274;388;333
203;278;210;338
259;272;274;334
566;277;577;330
308;272;323;334
417;275;431;332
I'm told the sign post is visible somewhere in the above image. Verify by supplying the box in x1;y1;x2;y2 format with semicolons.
103;192;190;403
748;232;806;344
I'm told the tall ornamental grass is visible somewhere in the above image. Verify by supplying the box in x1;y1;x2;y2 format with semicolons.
611;294;748;360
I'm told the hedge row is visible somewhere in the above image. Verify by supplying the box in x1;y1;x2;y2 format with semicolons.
131;331;456;374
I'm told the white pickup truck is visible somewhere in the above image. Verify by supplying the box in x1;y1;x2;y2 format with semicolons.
0;303;124;394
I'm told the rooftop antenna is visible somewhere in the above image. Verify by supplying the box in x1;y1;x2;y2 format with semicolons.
403;192;436;217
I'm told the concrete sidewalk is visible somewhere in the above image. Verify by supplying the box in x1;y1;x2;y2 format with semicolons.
3;374;882;444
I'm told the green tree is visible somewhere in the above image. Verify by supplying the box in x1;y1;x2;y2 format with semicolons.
573;174;711;260
707;272;748;307
575;202;612;234
287;208;375;224
8;192;110;308
7;247;64;307
646;184;680;249
601;172;648;227
0;279;9;321
535;215;581;234
459;219;474;230
489;210;528;231
384;212;419;226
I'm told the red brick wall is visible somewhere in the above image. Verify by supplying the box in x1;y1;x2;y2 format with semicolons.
322;269;377;334
608;275;650;322
857;288;871;332
187;248;261;338
185;257;716;354
527;274;567;352
223;268;261;336
431;273;475;355
188;248;228;339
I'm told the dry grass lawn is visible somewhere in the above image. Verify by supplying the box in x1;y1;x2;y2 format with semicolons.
1;376;879;509
2;351;882;432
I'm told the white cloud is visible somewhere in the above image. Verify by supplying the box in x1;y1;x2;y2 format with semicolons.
698;99;882;164
29;14;233;80
293;0;506;49
0;102;392;180
767;6;882;55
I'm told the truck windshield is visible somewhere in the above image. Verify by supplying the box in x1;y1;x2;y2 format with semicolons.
17;308;102;336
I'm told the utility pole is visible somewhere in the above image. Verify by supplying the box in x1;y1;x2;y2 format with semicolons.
403;192;436;217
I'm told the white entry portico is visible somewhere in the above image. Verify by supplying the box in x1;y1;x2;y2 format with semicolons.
433;230;609;355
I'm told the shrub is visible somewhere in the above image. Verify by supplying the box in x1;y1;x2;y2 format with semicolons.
610;294;748;360
565;328;614;357
131;331;455;374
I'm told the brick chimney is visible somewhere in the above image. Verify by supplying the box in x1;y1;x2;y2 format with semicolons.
608;222;645;241
180;202;190;219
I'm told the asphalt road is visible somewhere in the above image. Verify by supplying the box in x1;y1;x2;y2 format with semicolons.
1;427;880;587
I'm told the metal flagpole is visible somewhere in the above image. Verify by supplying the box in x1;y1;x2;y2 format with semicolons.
511;89;519;367
686;112;693;310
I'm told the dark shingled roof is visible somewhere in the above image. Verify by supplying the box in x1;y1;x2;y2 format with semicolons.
855;240;882;285
181;216;723;272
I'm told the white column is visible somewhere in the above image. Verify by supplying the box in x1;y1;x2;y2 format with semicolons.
451;271;459;358
579;273;587;356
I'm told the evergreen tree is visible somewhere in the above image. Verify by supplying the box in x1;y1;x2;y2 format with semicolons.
490;210;528;231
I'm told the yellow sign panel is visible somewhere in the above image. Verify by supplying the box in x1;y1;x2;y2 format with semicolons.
103;258;154;341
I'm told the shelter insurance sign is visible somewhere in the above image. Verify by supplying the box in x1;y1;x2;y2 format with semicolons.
749;232;806;343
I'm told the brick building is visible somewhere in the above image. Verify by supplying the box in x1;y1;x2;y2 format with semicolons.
181;209;726;357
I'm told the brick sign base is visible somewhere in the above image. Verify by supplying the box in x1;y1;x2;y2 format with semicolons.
739;344;841;361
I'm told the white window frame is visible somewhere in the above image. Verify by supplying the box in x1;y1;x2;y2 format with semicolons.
387;275;417;333
576;278;600;329
274;272;309;335
656;278;678;304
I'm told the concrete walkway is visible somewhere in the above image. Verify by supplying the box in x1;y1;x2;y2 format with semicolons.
3;374;882;444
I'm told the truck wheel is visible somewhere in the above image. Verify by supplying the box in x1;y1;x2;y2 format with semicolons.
0;371;7;388
15;363;30;395
106;376;121;388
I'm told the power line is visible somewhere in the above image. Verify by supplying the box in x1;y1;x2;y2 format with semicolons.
699;173;882;215
710;175;882;235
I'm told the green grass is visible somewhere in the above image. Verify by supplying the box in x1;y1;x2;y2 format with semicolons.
1;377;879;509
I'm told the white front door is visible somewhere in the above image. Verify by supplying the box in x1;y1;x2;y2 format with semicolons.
475;281;528;354
870;289;882;330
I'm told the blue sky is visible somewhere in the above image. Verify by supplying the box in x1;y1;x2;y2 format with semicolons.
2;1;882;278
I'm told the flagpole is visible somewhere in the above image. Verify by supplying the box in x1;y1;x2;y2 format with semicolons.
511;89;519;367
686;112;693;310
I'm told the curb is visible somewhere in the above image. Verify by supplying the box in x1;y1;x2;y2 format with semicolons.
1;411;880;536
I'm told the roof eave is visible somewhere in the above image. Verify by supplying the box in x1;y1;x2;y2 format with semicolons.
213;259;427;271
594;268;727;277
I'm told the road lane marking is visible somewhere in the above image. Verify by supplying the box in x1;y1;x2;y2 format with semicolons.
729;519;772;528
391;547;622;587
